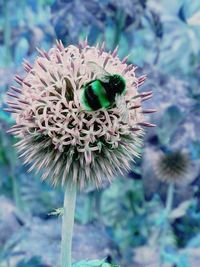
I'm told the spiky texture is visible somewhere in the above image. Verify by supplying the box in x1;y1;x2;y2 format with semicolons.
154;151;189;183
6;40;155;189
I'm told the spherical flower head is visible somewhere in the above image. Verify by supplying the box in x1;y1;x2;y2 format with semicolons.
154;150;190;183
6;40;155;189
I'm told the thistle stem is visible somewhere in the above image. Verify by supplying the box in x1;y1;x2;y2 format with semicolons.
166;182;174;215
61;185;77;267
158;182;174;267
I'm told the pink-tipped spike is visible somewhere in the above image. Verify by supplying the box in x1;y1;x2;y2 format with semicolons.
101;41;105;50
23;60;32;72
23;59;32;68
36;48;50;60
96;43;99;49
78;41;83;50
19;99;29;105
49;71;57;81
123;64;134;74
12;124;24;129
23;64;31;72
14;75;23;85
57;39;65;51
142;109;157;114
141;94;153;102
23;81;31;87
39;78;48;86
56;53;62;64
9;106;22;110
4;108;18;113
112;45;119;58
7;101;17;105
7;128;20;134
137;122;156;127
129;127;141;131
36;47;44;57
56;39;62;52
10;86;21;94
84;37;88;47
121;55;129;64
7;92;19;99
38;60;47;72
138;75;147;85
129;104;141;110
99;41;105;55
139;91;153;97
103;55;110;68
43;51;50;60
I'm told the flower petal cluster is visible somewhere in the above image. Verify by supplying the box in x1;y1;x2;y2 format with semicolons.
7;41;154;188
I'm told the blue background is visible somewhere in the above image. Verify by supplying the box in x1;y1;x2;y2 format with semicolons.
0;0;200;266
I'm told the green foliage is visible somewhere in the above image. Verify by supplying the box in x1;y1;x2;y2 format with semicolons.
100;178;149;262
0;228;26;263
174;200;200;248
73;259;119;267
157;105;184;146
16;257;45;267
189;141;200;160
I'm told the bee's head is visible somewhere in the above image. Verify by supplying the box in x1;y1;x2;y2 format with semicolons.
109;74;126;94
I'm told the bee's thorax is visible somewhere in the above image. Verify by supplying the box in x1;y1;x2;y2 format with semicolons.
109;75;126;94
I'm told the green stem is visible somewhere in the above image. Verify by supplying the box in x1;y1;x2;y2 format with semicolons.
158;182;174;267
61;185;77;267
166;182;174;215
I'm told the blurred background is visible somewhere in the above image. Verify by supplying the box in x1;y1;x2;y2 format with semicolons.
0;0;200;266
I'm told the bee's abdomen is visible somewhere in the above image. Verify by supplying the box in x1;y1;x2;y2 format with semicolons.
101;82;116;102
83;80;110;111
85;84;102;110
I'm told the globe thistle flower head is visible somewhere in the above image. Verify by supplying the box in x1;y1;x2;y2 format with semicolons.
154;150;190;183
6;40;155;189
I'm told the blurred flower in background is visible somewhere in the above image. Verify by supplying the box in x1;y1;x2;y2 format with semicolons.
0;0;200;266
154;150;190;183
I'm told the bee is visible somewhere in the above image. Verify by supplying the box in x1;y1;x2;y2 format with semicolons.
79;61;127;109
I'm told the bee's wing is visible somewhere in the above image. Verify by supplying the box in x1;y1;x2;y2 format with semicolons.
87;61;110;82
115;95;129;123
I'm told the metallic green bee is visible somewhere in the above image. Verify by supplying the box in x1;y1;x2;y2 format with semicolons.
79;62;127;112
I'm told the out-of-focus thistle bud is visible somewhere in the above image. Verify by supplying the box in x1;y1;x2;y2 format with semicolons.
154;150;190;183
6;40;155;189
